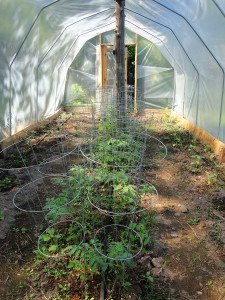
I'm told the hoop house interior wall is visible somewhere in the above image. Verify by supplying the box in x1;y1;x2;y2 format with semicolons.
0;0;225;144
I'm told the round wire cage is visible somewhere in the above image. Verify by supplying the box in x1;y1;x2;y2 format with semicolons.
93;224;143;261
13;175;82;214
38;144;83;176
80;130;167;171
80;116;147;172
88;176;158;216
90;85;144;124
38;219;85;258
0;134;76;181
0;138;49;172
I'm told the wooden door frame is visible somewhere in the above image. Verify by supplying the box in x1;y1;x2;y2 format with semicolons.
99;38;138;112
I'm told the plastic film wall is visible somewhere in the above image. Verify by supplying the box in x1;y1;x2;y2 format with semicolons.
126;0;225;143
137;36;174;108
0;0;115;139
0;0;225;144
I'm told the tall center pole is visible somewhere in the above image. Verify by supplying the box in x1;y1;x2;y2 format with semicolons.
115;0;126;117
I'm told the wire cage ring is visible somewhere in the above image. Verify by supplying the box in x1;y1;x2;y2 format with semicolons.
38;219;85;258
88;177;158;216
93;224;143;261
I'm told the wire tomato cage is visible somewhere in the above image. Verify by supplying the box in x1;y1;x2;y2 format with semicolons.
38;219;85;258
93;224;143;261
88;176;158;216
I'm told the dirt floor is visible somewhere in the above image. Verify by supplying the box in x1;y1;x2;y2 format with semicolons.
0;107;225;300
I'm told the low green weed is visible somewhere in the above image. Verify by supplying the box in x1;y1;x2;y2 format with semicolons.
190;154;204;173
0;176;15;191
0;210;4;221
187;216;200;225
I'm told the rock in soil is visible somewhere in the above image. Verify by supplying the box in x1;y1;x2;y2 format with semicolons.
138;255;152;267
151;267;162;277
170;232;178;238
179;204;189;213
152;257;164;268
212;195;225;211
174;212;181;217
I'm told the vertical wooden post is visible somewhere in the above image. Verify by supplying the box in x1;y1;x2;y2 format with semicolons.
124;47;128;110
134;33;138;114
115;0;126;116
100;45;108;87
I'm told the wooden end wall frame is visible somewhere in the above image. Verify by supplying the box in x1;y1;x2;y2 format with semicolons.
100;44;108;87
99;44;133;88
99;40;138;113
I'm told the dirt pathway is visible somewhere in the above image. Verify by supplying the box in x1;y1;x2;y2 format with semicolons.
141;110;225;300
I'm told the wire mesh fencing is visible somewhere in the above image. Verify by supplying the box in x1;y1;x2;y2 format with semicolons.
4;84;168;297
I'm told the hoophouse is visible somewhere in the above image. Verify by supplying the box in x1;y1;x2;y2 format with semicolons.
1;0;225;149
1;2;225;299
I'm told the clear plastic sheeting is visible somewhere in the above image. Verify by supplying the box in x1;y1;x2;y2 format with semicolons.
126;0;225;142
64;37;98;104
101;29;136;45
0;0;225;143
65;29;173;109
137;66;172;79
137;36;174;108
0;0;115;138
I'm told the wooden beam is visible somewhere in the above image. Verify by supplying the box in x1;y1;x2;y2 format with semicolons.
115;0;126;116
1;108;63;149
125;46;128;110
171;111;225;163
100;45;108;87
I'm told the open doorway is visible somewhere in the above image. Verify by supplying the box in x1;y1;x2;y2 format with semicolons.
127;44;135;86
99;44;136;89
98;43;137;112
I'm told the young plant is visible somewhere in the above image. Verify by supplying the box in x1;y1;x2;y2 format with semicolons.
187;216;200;225
0;209;4;221
0;176;18;191
190;154;204;173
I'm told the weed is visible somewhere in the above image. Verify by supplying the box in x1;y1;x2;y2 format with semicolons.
187;216;200;225
206;171;224;190
58;283;70;294
206;172;218;186
60;112;68;120
20;227;28;234
190;256;200;266
146;271;154;283
206;280;213;287
188;138;198;154
0;176;17;191
210;223;222;243
0;210;4;221
18;281;25;289
190;154;204;173
203;144;211;153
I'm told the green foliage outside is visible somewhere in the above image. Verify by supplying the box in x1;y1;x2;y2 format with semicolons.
67;83;91;106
